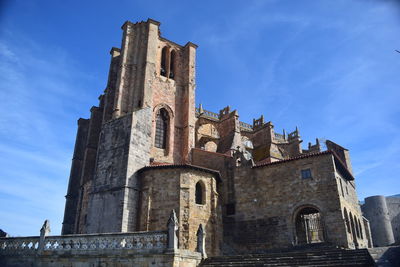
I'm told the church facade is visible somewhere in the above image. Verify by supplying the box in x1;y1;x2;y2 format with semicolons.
62;19;372;257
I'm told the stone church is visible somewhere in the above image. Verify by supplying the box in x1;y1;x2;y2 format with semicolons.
60;18;372;258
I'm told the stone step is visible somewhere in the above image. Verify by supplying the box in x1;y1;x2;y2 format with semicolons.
200;249;374;267
204;253;370;262
201;259;372;265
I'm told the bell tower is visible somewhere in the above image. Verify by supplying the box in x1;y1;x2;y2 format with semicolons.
62;19;197;234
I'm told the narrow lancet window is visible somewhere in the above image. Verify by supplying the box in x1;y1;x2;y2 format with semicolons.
169;50;176;79
195;182;204;205
155;108;168;149
161;47;168;77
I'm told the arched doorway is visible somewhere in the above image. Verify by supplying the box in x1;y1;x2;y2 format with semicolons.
295;207;324;245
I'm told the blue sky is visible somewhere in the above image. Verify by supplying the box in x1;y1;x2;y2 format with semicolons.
0;0;399;236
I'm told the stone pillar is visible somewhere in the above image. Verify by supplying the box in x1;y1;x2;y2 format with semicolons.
167;210;179;249
196;224;207;258
38;220;50;252
362;196;395;247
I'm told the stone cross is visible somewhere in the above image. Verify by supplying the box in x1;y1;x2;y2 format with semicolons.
167;210;179;249
38;220;51;252
196;224;207;258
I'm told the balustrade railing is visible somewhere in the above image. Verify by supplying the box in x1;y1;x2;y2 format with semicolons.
196;107;219;120
239;121;253;131
274;132;285;140
0;231;167;254
0;237;39;254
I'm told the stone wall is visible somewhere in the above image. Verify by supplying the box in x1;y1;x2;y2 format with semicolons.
191;148;236;214
386;197;400;244
337;171;370;249
225;152;367;252
138;166;222;256
362;195;398;246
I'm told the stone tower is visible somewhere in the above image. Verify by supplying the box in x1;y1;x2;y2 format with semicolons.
362;195;395;246
62;19;197;234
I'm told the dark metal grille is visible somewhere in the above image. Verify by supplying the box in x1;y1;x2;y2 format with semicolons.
155;109;168;149
295;208;324;244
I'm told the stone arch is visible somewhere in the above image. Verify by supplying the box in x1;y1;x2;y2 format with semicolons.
293;205;325;245
197;123;220;151
153;103;174;118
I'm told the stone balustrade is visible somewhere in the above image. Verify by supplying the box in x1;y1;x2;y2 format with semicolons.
240;121;253;131
274;132;285;140
0;236;40;254
0;231;168;255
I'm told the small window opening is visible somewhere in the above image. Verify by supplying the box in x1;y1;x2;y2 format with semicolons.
344;208;351;234
169;50;176;79
226;203;235;215
155;108;168;149
301;168;312;179
195;182;204;205
160;47;168;77
339;179;344;197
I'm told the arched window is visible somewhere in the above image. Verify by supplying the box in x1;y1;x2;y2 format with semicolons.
160;47;168;77
169;50;176;79
155;108;168;149
195;181;205;205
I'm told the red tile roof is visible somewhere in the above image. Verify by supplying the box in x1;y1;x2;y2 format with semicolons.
253;150;354;181
138;163;222;182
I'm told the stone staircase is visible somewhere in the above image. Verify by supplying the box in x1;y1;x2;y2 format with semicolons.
200;248;375;266
368;246;400;267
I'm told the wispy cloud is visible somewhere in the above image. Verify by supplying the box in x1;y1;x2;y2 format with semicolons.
0;31;98;236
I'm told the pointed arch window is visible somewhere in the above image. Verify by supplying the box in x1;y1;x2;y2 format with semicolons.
160;46;177;80
155;108;169;149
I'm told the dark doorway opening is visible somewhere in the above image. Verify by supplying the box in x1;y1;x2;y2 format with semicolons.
295;207;324;245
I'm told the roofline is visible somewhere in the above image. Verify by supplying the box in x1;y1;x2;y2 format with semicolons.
253;151;332;168
192;148;233;158
138;164;222;183
253;150;355;181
